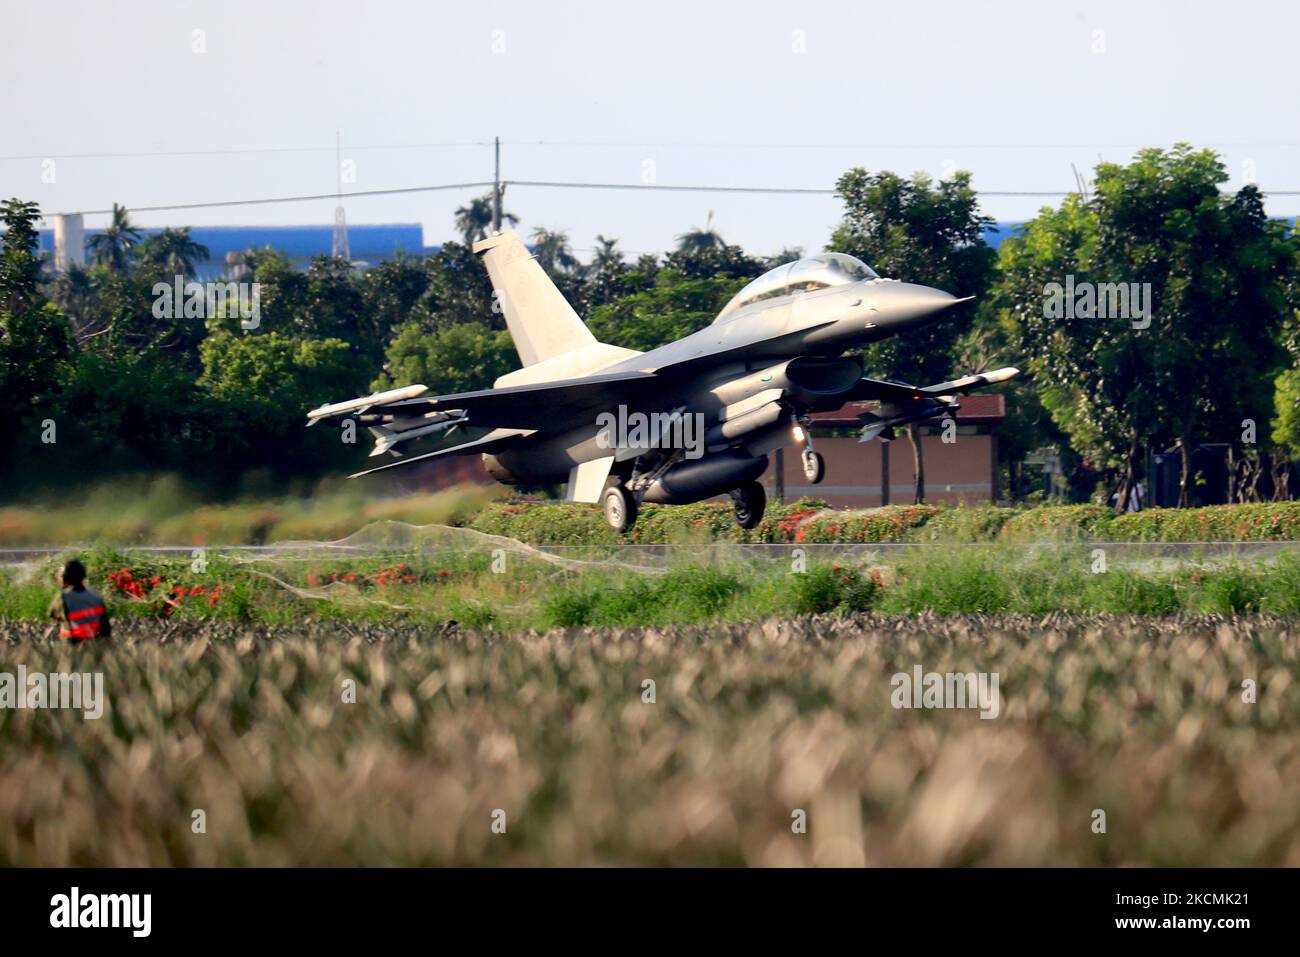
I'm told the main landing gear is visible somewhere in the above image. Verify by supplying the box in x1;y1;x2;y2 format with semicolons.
602;484;639;534
730;481;767;529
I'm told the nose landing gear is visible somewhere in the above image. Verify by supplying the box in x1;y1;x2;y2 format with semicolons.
794;418;825;484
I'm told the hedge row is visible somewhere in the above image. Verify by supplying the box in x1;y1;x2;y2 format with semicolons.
467;499;1300;545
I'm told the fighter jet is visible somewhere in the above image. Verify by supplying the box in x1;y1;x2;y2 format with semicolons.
307;231;1017;532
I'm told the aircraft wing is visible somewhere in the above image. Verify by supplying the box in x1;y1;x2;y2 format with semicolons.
845;366;1020;403
847;367;1019;442
309;369;657;431
307;369;659;462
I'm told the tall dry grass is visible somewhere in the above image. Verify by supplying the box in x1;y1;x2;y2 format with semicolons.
1;615;1295;866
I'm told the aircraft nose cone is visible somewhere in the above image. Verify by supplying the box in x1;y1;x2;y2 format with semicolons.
867;282;971;330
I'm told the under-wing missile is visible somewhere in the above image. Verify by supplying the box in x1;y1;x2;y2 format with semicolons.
305;385;429;425
367;414;465;456
857;396;956;443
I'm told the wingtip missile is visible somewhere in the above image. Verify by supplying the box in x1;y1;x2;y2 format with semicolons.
982;366;1019;384
921;366;1021;396
306;384;429;424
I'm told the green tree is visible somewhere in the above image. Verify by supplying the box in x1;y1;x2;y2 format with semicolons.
586;235;629;307
956;307;1068;500
529;227;579;275
86;203;141;274
0;199;72;472
1271;367;1300;459
356;254;432;349
136;226;211;278
674;212;724;254
48;262;100;342
1268;227;1300;465
997;146;1295;507
372;321;517;396
660;242;763;282
198;331;366;475
454;193;518;247
0;199;44;314
587;270;746;352
828;169;996;502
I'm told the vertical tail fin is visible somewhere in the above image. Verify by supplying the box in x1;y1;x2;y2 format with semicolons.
473;231;596;367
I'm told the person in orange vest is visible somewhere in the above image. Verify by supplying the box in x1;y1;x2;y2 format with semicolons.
47;559;111;641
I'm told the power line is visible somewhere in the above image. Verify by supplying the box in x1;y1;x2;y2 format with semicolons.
505;139;1300;151
509;179;1077;198
0;142;492;162
12;138;1300;162
51;177;1300;218
59;182;496;216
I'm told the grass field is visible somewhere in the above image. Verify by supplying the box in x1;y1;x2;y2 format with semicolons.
1;614;1295;866
0;477;496;547
5;527;1299;867
9;476;1300;549
10;542;1300;629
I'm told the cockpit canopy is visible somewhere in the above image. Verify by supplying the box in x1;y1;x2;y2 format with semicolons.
716;253;880;322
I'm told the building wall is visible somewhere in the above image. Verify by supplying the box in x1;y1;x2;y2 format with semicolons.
767;431;998;506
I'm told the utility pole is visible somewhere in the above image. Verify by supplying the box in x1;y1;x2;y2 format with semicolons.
880;441;890;506
774;448;785;505
492;135;502;233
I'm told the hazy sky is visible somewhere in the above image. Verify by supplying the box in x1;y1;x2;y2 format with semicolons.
3;0;1297;259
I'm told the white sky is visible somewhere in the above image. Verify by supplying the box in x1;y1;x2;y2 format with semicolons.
3;0;1297;259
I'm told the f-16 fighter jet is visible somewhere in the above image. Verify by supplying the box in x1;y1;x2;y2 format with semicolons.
307;231;1017;532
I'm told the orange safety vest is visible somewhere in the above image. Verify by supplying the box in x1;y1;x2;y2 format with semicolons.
60;588;108;640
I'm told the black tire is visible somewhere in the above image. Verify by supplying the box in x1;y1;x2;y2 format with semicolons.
603;485;638;533
802;449;825;484
731;480;767;529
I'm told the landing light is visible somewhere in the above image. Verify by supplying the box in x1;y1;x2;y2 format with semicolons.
792;424;806;442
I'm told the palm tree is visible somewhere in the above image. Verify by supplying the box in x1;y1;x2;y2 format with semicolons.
529;227;579;274
453;192;519;247
86;203;141;273
142;226;210;278
591;235;624;273
139;227;211;278
674;210;724;254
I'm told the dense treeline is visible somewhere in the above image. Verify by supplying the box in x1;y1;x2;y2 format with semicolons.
1;144;1298;504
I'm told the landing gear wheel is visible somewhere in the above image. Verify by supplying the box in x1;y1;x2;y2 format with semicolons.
731;481;767;530
603;485;638;533
802;449;825;484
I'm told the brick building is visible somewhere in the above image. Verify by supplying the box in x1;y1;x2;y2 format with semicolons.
766;393;1005;506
